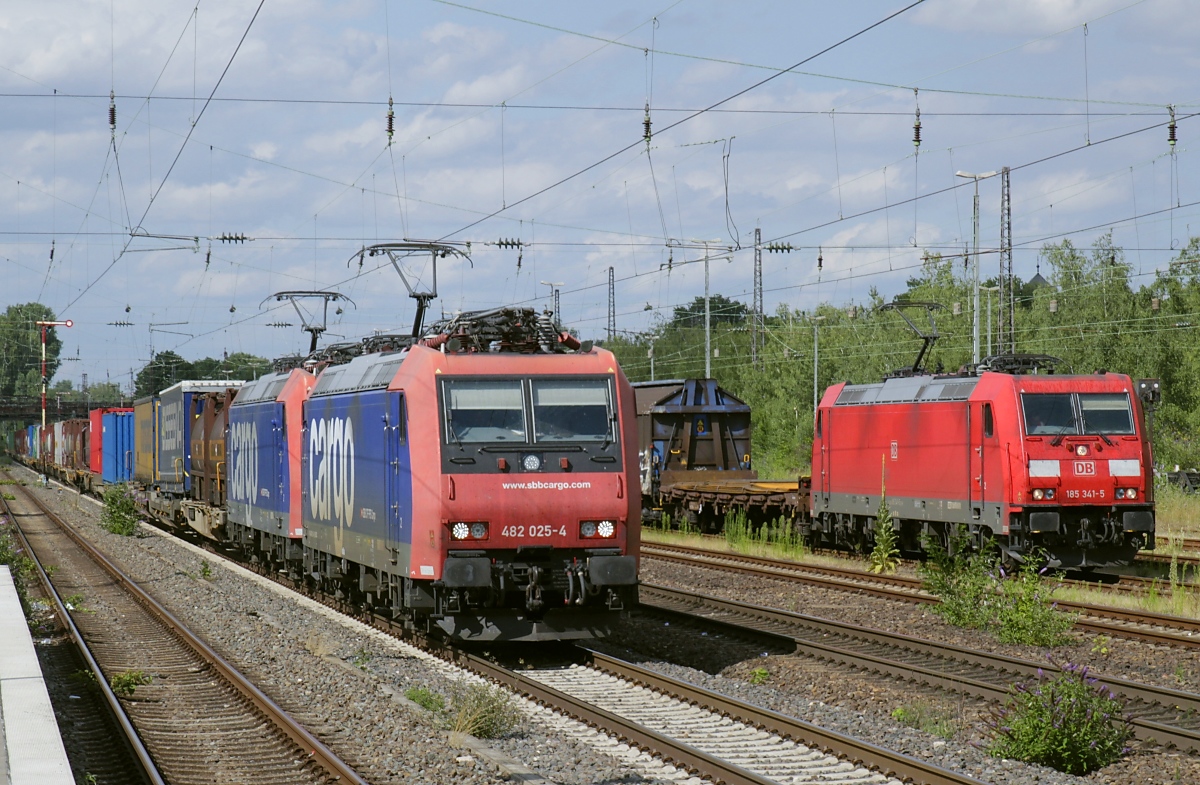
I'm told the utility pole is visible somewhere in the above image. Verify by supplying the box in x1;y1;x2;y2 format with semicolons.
753;228;763;369
956;170;998;365
811;315;825;415
999;166;1013;354
540;280;564;322
607;266;616;341
705;246;711;378
36;319;73;429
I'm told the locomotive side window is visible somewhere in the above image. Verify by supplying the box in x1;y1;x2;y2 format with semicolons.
531;379;613;443
982;403;994;437
1080;393;1134;434
1021;393;1077;436
444;380;527;442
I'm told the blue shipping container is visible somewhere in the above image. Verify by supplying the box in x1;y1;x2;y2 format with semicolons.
101;412;135;484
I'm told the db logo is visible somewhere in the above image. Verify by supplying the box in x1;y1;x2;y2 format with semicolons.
1073;460;1096;476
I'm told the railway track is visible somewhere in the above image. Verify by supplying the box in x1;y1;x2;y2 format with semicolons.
641;541;1200;648
638;583;1200;751
22;475;984;785
2;481;365;785
466;647;986;785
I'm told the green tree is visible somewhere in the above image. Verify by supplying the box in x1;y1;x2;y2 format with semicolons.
85;381;128;404
135;351;192;396
0;303;63;398
671;294;749;328
608;234;1200;476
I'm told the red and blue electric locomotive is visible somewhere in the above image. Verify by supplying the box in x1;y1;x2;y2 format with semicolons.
144;305;639;642
811;357;1155;568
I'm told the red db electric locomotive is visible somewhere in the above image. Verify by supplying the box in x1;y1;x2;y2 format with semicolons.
811;354;1156;568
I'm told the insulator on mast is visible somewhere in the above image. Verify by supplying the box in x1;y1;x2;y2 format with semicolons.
643;102;652;143
386;96;395;145
817;248;823;270
912;88;921;149
1169;105;1177;148
108;90;116;136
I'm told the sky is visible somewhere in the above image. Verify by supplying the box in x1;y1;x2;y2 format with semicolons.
3;0;1199;390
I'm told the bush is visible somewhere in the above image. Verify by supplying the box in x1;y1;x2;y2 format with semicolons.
724;509;806;559
867;478;900;574
919;530;1074;646
101;485;140;536
984;662;1132;774
109;670;152;698
405;686;445;713
994;560;1075;647
919;527;993;629
0;521;36;615
447;682;522;740
891;701;958;739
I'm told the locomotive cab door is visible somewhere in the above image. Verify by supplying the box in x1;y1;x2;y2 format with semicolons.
273;409;286;529
384;392;407;565
817;408;830;509
968;401;992;521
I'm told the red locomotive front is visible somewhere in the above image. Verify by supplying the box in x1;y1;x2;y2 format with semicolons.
812;368;1154;568
397;341;641;641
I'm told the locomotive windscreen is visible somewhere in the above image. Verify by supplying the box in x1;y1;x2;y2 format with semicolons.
1021;392;1135;436
442;376;615;445
1080;393;1134;434
1021;393;1076;435
531;379;612;443
445;380;526;442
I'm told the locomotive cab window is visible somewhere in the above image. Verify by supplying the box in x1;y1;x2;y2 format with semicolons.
982;403;993;437
1080;393;1134;435
444;380;526;443
531;379;613;443
1021;393;1077;436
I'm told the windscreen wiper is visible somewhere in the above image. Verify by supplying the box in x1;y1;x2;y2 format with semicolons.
446;415;465;451
1050;425;1072;447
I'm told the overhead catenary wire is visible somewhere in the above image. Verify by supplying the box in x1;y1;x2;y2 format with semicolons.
60;0;269;316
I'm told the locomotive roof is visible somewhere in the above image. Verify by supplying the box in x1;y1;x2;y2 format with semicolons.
310;350;407;398
231;371;292;405
834;374;980;406
159;379;246;395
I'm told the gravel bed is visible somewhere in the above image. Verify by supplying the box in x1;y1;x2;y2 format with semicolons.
636;556;1200;784
21;477;689;785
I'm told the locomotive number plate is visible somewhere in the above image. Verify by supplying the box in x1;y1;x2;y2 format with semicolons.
501;525;568;538
1072;460;1096;476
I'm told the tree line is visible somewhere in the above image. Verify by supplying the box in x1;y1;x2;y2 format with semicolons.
605;234;1200;476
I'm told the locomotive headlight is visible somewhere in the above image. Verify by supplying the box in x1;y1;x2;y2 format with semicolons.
1032;488;1045;500
1116;488;1137;500
451;521;489;540
1044;488;1055;500
522;453;542;471
1075;444;1090;457
579;520;617;539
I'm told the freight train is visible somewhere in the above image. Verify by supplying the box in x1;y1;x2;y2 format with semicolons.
639;361;1156;568
14;306;640;641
